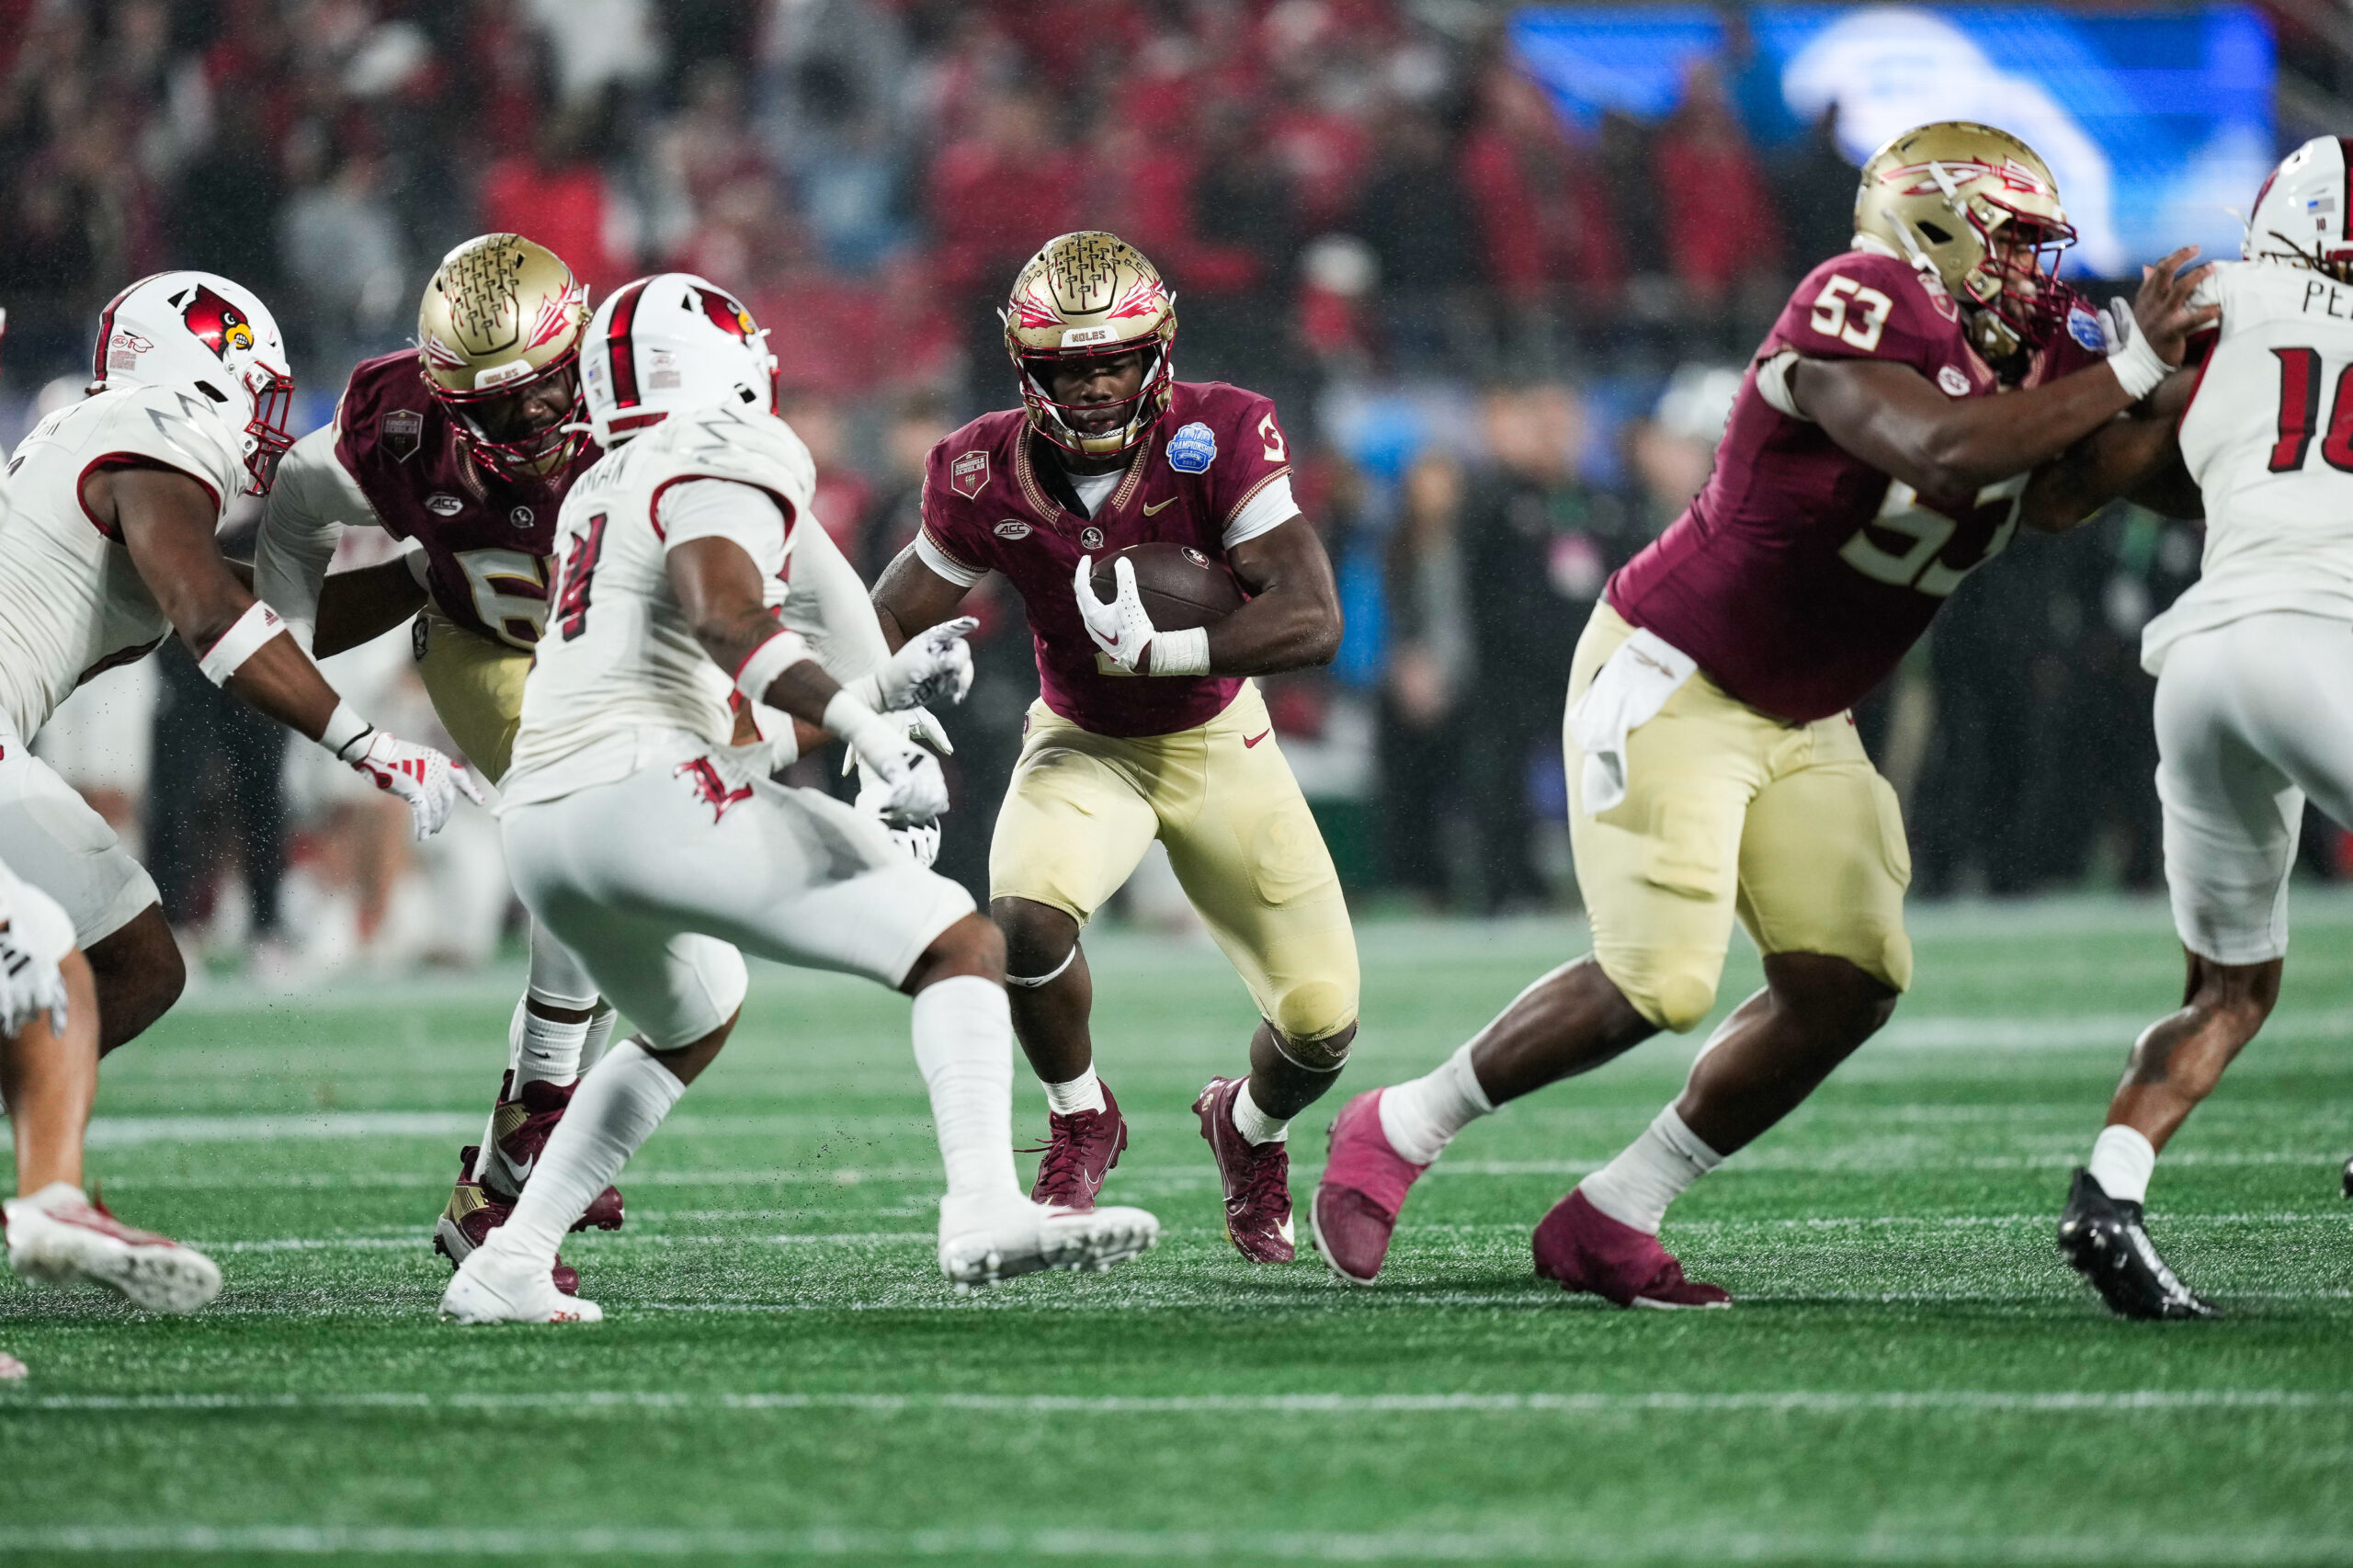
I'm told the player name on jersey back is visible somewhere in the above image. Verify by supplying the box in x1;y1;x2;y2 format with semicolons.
0;384;244;740
2144;260;2353;672
1607;249;2106;723
500;403;818;807
919;381;1297;739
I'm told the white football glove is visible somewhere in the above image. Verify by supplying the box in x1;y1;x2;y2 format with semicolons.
1074;554;1157;675
857;738;949;829
338;729;486;840
0;920;69;1040
849;617;978;711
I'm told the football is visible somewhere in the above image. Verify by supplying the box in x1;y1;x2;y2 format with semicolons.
1091;541;1245;631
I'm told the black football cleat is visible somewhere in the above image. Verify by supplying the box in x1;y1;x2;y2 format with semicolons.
2056;1167;2215;1322
2341;1155;2351;1199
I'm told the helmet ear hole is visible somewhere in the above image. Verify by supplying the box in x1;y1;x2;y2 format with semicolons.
1917;221;1953;244
195;381;230;403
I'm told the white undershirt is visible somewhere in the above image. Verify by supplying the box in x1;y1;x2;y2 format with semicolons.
1068;469;1122;517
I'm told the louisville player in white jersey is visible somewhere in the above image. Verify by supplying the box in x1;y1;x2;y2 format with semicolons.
255;235;633;1294
2026;137;2353;1317
0;449;216;1312
440;273;1157;1324
0;273;478;1040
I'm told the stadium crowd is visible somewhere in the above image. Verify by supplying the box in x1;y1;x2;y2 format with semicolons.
0;0;2251;979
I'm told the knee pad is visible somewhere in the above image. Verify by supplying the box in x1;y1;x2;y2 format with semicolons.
1269;981;1357;1065
1607;954;1719;1034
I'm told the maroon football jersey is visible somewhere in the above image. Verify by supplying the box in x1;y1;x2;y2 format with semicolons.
1608;250;2108;723
332;351;599;649
920;381;1296;738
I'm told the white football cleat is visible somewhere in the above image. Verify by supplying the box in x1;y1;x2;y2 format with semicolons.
439;1244;602;1324
938;1196;1159;1290
3;1184;222;1314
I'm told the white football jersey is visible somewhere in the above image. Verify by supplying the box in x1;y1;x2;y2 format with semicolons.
501;402;887;805
0;385;244;740
2144;260;2353;672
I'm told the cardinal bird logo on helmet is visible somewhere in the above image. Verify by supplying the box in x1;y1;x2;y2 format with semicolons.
689;286;758;343
178;284;256;360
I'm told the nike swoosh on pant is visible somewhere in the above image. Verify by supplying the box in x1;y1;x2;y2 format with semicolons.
1244;730;1271;748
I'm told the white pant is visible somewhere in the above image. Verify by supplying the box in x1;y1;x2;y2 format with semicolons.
0;725;157;949
499;737;974;1051
2154;611;2353;964
0;858;78;970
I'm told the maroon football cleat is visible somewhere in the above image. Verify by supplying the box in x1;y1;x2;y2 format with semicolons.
1194;1076;1296;1263
1025;1081;1129;1211
1309;1089;1430;1285
474;1076;626;1228
1532;1188;1730;1309
433;1148;582;1297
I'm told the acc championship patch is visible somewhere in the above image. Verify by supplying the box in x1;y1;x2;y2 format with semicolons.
950;449;990;499
2067;306;2108;353
1167;421;1217;473
381;408;423;462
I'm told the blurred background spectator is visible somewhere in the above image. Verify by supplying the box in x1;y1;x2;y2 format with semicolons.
0;0;2321;976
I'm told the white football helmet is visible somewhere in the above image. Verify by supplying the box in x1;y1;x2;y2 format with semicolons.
91;271;296;494
579;273;778;447
2245;136;2353;279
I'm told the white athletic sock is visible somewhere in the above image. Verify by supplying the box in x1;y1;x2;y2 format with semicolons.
1579;1106;1723;1235
1231;1081;1288;1145
1379;1042;1495;1165
578;1004;619;1075
511;998;590;1092
2087;1124;2157;1206
487;1040;684;1263
1043;1065;1106;1117
913;976;1021;1204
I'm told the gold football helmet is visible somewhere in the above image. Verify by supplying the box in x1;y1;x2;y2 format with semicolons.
1001;231;1178;460
1855;122;2076;360
417;233;591;478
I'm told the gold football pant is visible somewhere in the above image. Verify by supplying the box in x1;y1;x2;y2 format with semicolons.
1566;604;1913;1032
989;681;1359;1043
414;609;532;786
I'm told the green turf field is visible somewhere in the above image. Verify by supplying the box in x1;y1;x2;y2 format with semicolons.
3;895;2350;1565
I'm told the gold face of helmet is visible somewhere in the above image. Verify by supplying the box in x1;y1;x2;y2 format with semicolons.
1854;121;2075;361
417;234;592;479
1001;231;1178;460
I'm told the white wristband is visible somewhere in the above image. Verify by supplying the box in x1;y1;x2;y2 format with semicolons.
1150;625;1211;677
821;688;902;766
2108;328;2169;402
318;700;372;760
733;628;814;703
197;600;290;686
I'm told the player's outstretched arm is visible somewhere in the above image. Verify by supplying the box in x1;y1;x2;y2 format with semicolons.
1209;516;1344;675
671;536;950;826
1792;246;2217;498
871;542;976;654
2019;369;2203;535
100;464;481;838
312;559;428;657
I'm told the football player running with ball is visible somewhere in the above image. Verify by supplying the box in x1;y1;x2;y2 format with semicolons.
1312;122;2217;1305
0;270;477;1062
255;235;630;1295
870;232;1358;1263
440;274;1157;1324
2024;138;2353;1318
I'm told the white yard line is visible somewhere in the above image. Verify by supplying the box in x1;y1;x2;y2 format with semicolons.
0;1522;2347;1564
6;1388;2345;1416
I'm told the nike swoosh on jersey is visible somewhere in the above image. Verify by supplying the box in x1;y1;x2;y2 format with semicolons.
1244;729;1271;748
1143;496;1176;516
